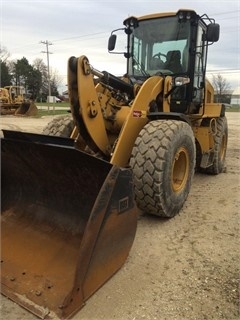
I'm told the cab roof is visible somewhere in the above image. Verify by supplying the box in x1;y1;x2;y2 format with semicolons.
123;9;198;25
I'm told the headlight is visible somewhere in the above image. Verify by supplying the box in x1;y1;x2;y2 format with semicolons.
174;76;190;86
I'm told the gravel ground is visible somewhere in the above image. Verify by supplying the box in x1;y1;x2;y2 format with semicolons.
0;112;239;320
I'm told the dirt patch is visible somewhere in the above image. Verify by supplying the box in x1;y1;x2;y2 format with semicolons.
1;112;239;320
0;115;58;137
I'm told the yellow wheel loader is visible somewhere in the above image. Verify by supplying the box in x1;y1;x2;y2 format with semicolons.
1;9;228;319
0;85;38;116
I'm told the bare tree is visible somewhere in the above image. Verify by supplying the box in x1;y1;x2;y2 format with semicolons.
32;58;48;98
0;45;10;62
50;68;63;95
33;58;48;75
212;74;231;103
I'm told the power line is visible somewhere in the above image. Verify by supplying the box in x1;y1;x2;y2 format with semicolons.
7;32;108;53
52;31;108;43
212;10;240;16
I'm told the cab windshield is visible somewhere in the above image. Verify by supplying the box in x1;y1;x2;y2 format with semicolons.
129;16;191;77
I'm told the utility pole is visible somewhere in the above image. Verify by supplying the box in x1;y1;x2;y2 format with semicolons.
40;40;52;111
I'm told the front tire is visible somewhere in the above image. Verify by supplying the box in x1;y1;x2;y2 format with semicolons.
42;115;74;137
130;120;196;218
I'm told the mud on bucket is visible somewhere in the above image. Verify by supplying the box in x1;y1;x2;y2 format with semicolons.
1;130;138;319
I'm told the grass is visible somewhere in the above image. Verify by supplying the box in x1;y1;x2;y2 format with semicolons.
37;102;70;108
35;102;70;117
36;109;70;117
34;102;240;118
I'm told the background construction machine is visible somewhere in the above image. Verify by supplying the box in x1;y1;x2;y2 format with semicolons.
0;85;38;116
1;9;227;319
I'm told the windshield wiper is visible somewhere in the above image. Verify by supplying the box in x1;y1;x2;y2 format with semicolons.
133;56;150;77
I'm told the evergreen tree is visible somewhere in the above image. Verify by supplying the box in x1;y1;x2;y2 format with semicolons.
0;60;12;86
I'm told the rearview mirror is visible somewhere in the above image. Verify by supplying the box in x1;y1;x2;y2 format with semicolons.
206;23;220;42
108;34;117;51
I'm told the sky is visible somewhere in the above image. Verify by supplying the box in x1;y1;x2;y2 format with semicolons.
1;0;239;93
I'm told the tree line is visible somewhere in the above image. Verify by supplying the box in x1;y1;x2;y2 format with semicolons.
0;47;62;102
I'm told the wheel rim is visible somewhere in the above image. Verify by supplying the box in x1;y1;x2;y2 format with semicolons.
171;146;189;192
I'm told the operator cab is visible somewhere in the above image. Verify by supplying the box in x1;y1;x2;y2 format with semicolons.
127;13;190;78
108;10;219;114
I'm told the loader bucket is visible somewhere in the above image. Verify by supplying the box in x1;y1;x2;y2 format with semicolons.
14;101;38;116
1;130;137;319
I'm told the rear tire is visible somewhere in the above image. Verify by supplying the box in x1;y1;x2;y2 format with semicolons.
130;120;196;218
204;116;228;174
42;115;74;137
